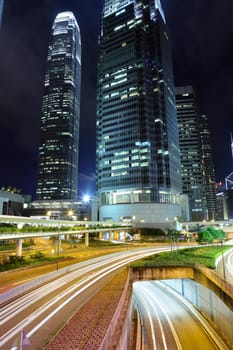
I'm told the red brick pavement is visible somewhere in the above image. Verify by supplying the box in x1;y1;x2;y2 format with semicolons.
44;269;129;350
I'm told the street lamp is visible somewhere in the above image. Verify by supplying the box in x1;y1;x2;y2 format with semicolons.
46;210;52;219
83;194;90;203
56;233;60;271
221;240;226;279
67;209;74;220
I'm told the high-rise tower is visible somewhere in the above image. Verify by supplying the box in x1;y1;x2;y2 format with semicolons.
0;0;4;28
36;12;81;201
176;86;208;221
96;0;182;225
199;114;217;220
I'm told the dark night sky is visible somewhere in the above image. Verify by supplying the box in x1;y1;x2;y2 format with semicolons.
0;0;232;199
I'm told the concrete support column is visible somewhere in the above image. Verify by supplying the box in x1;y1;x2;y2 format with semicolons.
130;190;134;204
16;239;23;257
110;191;113;205
114;231;119;240
99;231;103;239
109;231;114;241
85;232;89;247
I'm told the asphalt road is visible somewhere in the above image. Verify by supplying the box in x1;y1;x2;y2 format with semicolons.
0;247;168;350
2;242;233;349
216;242;233;284
133;281;230;350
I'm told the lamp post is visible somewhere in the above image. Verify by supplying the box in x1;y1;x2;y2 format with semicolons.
67;209;74;220
56;216;62;271
221;240;226;280
55;228;61;271
46;210;52;219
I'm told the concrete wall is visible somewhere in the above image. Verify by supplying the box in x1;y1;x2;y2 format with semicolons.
162;278;233;345
131;265;233;311
131;266;194;282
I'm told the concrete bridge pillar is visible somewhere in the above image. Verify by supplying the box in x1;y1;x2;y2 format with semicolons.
99;231;103;239
85;232;89;247
114;231;119;240
110;231;114;241
16;239;23;257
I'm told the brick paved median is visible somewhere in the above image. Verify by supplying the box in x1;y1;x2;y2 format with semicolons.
44;268;130;350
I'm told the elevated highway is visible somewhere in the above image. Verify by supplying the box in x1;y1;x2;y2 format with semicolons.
181;220;233;234
0;215;132;255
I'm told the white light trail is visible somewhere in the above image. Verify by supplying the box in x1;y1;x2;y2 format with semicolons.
0;247;167;348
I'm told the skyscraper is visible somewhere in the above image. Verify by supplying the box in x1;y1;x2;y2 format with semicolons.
36;11;81;201
176;86;206;221
0;0;4;28
96;0;182;225
199;114;217;220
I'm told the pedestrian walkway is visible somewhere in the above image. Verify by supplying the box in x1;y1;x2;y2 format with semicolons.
44;269;129;350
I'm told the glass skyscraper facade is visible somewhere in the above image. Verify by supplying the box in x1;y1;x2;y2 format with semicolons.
0;0;4;28
176;86;206;221
199;114;217;220
36;12;81;201
97;0;181;223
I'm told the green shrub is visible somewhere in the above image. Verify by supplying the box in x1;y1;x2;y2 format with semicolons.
30;251;45;260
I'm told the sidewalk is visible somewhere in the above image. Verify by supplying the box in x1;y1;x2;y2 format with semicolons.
44;268;130;350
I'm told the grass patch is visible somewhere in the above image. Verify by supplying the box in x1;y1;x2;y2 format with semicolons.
0;254;72;272
131;245;233;269
88;239;126;247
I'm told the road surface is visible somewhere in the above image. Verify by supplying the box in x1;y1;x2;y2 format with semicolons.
0;247;168;349
133;281;230;349
216;242;233;284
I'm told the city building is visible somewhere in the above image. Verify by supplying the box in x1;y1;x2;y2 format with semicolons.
225;133;233;192
0;0;4;28
199;114;217;220
176;86;206;221
0;189;24;216
215;182;228;220
96;0;182;227
36;11;81;201
221;134;233;220
23;199;90;221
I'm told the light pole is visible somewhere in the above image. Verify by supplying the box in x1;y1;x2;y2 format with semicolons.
221;240;226;280
56;232;61;271
46;210;52;219
55;216;62;271
67;209;74;220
